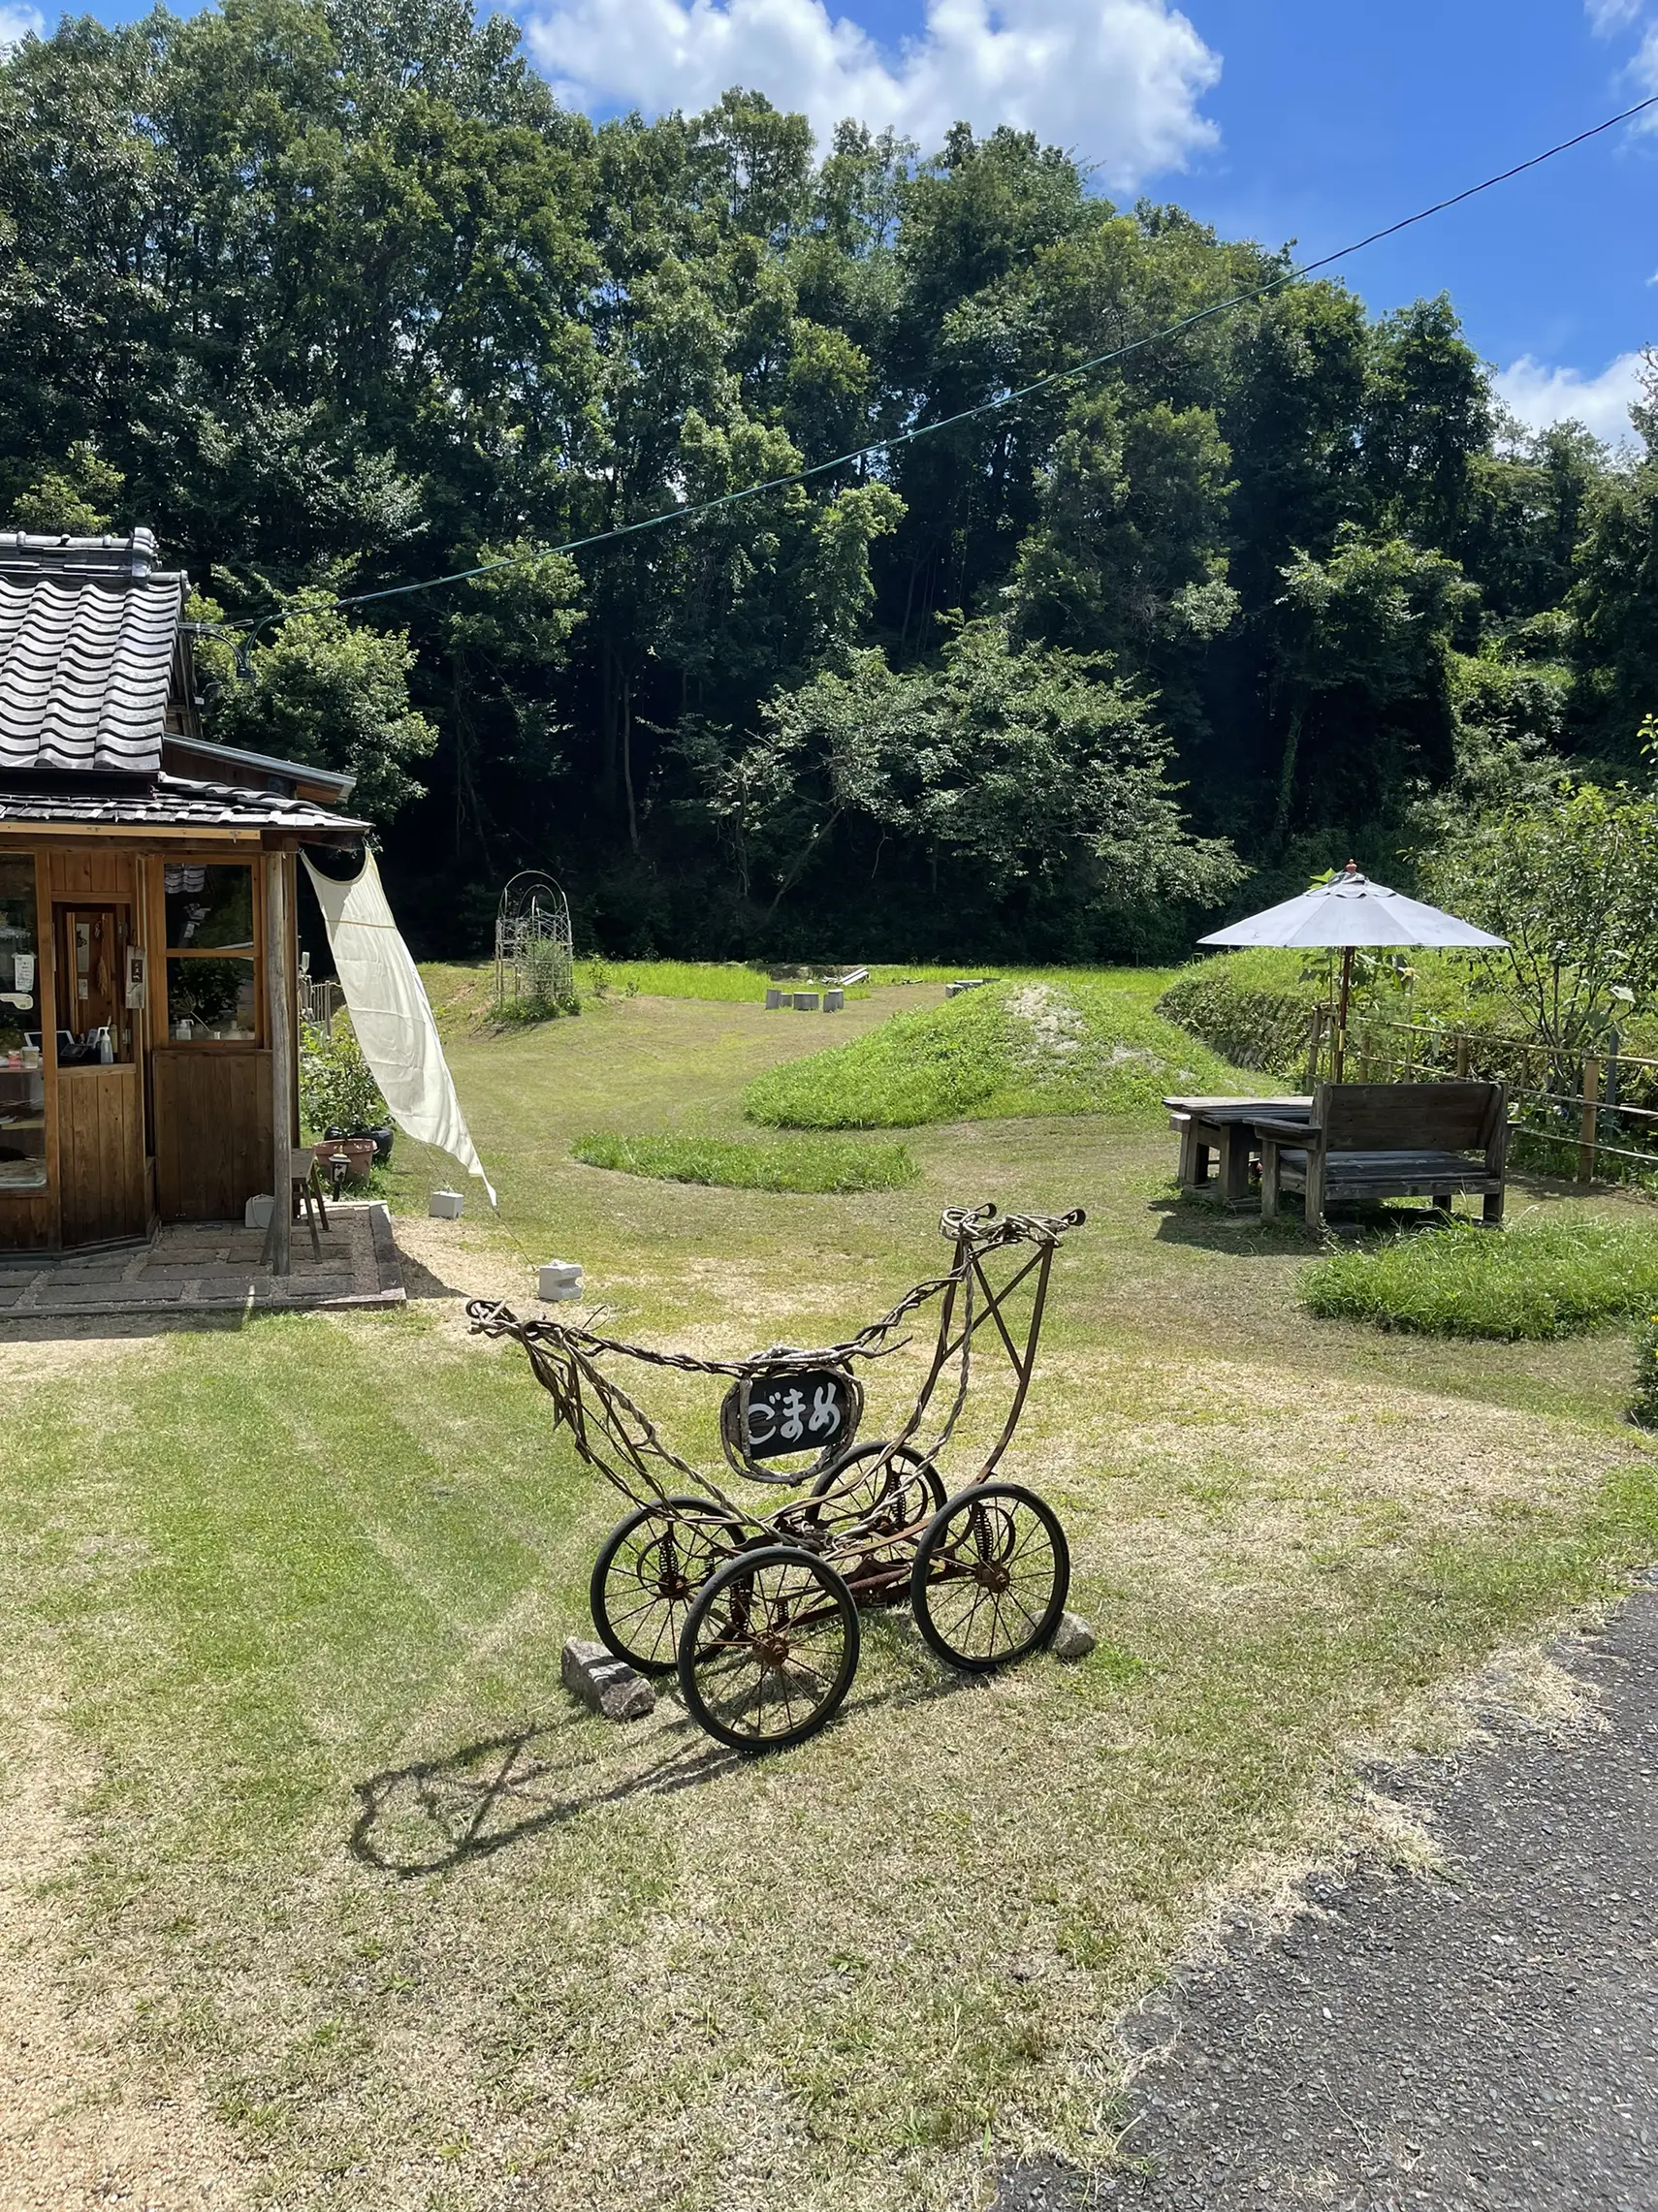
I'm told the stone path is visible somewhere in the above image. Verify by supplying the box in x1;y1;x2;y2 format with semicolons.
0;1202;403;1318
997;1579;1658;2212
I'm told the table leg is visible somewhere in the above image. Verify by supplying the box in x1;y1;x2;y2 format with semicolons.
1219;1122;1254;1205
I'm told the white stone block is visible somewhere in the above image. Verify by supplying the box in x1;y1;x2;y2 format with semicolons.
429;1188;464;1219
561;1637;655;1721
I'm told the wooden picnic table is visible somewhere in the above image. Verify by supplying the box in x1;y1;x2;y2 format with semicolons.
1164;1094;1314;1207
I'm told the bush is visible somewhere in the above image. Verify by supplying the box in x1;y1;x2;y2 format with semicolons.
1301;1212;1658;1341
571;1131;917;1193
299;1014;387;1136
1157;950;1324;1075
744;977;1249;1129
1631;1315;1658;1429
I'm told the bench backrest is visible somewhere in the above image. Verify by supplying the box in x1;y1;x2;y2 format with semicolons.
1314;1081;1504;1154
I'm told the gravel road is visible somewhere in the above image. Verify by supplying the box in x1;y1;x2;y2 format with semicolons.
998;1580;1658;2212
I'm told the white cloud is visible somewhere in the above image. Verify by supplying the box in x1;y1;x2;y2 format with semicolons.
524;0;1221;189
0;4;43;49
1587;0;1643;31
1493;350;1645;442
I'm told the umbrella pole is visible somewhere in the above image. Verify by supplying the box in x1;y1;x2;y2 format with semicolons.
1333;943;1354;1083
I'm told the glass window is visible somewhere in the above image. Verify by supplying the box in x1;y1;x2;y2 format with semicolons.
165;865;254;953
0;857;47;1190
166;957;258;1042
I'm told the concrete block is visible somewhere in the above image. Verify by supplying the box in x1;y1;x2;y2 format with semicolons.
793;991;820;1011
430;1188;464;1219
765;987;785;1009
561;1637;655;1721
822;988;845;1012
539;1259;584;1302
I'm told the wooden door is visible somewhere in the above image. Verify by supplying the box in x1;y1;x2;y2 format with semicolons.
57;1064;146;1245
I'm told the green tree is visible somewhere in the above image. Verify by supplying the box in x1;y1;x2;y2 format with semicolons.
203;604;437;823
1422;778;1658;1052
684;619;1241;942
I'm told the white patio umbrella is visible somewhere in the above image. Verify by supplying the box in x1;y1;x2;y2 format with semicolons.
1198;861;1508;1081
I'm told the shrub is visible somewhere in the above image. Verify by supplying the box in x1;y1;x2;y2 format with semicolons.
1301;1212;1658;1341
299;1014;387;1135
1157;951;1323;1075
1631;1315;1658;1429
571;1131;917;1193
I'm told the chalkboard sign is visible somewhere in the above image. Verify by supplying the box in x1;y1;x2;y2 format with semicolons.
720;1366;863;1482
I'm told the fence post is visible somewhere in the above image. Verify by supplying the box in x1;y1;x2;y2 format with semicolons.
1454;1035;1471;1080
1305;1005;1324;1090
1578;1056;1601;1183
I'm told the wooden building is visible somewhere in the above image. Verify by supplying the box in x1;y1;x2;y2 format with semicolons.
0;530;367;1265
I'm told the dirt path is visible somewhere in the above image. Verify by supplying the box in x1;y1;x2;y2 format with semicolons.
998;1579;1658;2212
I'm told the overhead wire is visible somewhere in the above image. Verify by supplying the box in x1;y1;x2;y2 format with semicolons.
227;87;1658;647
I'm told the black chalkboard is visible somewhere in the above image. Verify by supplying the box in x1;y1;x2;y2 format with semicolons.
742;1370;854;1460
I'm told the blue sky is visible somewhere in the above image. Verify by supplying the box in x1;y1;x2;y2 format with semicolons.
12;0;1656;438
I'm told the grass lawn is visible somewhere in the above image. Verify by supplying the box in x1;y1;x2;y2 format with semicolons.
2;971;1656;2210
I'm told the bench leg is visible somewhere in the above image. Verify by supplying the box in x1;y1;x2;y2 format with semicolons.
1259;1141;1280;1222
1303;1154;1326;1230
1483;1186;1506;1226
1431;1191;1453;1218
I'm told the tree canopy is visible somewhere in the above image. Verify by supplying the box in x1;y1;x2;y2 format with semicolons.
1;0;1650;958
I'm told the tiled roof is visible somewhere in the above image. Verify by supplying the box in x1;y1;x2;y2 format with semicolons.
0;531;184;777
0;773;367;840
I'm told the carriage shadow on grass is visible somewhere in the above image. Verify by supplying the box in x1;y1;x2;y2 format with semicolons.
349;1616;975;1880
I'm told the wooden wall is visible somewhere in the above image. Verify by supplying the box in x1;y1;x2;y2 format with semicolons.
48;849;135;901
57;1065;147;1246
151;1049;273;1221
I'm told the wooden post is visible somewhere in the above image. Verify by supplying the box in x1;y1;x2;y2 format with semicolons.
1454;1035;1471;1080
1305;1005;1325;1090
1578;1056;1601;1185
263;852;293;1275
1332;944;1354;1084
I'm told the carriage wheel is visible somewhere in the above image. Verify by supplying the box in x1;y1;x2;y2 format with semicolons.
677;1545;860;1754
909;1483;1069;1673
590;1497;746;1676
803;1439;946;1562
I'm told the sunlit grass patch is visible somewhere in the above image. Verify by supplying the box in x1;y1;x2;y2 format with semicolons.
571;1130;918;1193
743;978;1253;1129
1301;1211;1658;1340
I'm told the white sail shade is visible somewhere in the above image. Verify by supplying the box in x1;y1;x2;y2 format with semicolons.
301;850;496;1206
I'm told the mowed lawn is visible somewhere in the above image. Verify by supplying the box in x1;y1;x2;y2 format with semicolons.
2;974;1656;2212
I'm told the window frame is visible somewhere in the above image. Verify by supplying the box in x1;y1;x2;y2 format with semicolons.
152;854;267;1050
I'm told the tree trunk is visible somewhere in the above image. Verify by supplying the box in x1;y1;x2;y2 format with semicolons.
621;672;640;854
1273;703;1303;843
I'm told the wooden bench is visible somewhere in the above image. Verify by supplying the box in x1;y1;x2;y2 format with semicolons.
1255;1082;1509;1228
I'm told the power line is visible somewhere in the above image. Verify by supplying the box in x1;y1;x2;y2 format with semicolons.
231;87;1658;643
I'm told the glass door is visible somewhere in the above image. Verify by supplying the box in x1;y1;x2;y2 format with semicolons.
55;904;134;1063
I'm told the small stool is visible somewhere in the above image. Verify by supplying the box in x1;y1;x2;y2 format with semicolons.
290;1151;329;1257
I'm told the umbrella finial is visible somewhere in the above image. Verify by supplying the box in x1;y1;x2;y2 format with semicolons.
1344;859;1359;876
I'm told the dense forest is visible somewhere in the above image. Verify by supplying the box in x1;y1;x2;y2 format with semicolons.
3;0;1655;960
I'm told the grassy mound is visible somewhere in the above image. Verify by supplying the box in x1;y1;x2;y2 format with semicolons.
743;978;1253;1129
571;1130;918;1193
1301;1211;1658;1340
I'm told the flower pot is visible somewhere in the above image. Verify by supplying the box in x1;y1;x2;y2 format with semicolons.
314;1138;376;1187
